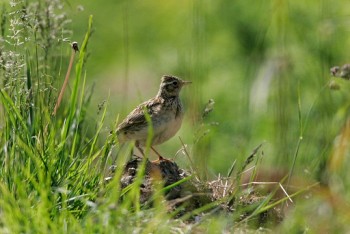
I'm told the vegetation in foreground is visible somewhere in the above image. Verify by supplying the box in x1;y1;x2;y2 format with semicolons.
1;0;350;233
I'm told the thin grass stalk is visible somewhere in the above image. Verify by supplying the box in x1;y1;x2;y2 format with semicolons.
88;91;108;159
52;43;77;116
286;82;303;193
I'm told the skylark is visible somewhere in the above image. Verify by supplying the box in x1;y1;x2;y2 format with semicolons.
116;75;191;160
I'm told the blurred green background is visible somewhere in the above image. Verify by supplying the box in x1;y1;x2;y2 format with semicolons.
65;0;350;179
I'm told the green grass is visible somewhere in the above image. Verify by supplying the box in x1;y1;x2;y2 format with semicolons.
2;0;350;233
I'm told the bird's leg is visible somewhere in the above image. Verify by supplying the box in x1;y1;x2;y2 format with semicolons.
135;141;145;158
151;146;163;160
151;146;171;162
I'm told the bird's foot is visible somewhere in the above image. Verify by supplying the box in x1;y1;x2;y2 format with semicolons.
132;154;143;159
152;155;173;164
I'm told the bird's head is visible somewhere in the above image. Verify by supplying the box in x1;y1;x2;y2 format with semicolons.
158;75;191;98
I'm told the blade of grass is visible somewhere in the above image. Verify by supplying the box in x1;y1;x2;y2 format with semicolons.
68;16;93;123
0;89;29;134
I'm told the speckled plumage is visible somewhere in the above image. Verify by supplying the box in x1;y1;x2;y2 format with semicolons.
116;75;191;158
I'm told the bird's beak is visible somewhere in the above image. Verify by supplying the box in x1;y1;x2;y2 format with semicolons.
181;80;192;86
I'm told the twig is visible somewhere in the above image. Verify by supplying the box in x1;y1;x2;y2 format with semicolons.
52;42;79;115
240;181;293;203
178;136;195;171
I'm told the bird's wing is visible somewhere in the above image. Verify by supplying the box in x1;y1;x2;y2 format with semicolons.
117;97;162;132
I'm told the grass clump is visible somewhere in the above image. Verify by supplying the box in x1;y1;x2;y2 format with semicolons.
0;1;110;232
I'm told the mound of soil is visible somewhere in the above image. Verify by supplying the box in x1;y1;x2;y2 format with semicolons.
107;156;283;226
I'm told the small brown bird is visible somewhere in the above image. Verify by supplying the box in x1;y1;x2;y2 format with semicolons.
116;75;191;160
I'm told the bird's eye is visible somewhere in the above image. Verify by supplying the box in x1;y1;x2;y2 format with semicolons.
173;81;179;86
